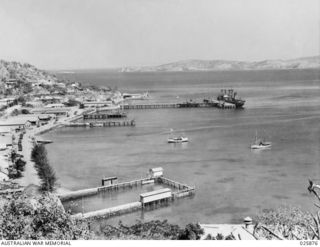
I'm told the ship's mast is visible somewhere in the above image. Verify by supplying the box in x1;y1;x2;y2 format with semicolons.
255;130;258;144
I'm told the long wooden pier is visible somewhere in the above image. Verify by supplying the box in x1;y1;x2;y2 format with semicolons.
83;112;127;120
123;103;179;109
123;102;236;110
65;120;135;128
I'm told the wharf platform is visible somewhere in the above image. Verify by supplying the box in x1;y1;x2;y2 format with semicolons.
83;112;127;120
123;103;179;109
65;119;135;128
123;101;236;110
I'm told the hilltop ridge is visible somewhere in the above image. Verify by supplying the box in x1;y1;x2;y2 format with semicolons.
0;60;57;84
0;60;68;96
120;56;320;72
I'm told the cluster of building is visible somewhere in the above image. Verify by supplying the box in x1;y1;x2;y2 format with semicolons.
0;67;152;186
1;82;124;110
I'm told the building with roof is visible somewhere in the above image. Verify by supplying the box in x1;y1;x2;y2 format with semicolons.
45;103;65;108
31;107;71;116
83;101;114;108
0;97;16;107
149;167;163;178
0;114;54;130
0;115;39;129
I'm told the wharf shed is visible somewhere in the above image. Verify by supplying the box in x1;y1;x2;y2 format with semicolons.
149;167;163;178
140;188;172;205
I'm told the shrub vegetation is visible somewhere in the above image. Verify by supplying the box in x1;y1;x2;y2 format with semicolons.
0;193;92;240
98;220;204;240
31;144;57;192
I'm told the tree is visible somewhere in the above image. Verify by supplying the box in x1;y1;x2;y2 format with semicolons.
7;151;26;179
21;109;30;114
10;150;18;162
14;158;26;172
22;82;33;94
178;223;204;240
100;220;204;240
10;109;19;116
31;144;57;192
17;95;26;105
0;193;92;240
64;99;80;107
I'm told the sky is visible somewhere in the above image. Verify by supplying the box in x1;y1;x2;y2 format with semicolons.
0;0;319;69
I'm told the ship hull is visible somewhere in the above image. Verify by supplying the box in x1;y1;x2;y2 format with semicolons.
168;137;189;143
225;100;245;108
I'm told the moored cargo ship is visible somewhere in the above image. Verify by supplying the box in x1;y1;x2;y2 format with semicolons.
217;89;245;108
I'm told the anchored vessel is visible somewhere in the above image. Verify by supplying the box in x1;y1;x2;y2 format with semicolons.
217;89;245;108
250;131;272;149
168;136;189;143
167;129;189;143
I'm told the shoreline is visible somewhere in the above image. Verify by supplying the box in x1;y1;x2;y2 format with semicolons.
0;108;85;190
14;121;65;187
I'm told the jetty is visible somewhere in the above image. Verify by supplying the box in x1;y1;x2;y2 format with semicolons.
58;167;195;219
83;112;127;120
123;101;236;110
65;119;135;128
123;103;179;109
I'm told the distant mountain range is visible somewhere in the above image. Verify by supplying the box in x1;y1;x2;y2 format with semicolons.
120;56;320;72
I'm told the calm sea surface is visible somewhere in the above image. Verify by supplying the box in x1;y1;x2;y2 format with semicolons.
44;69;320;225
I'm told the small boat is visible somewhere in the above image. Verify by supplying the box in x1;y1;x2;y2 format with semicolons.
167;129;189;143
36;139;53;144
168;136;189;143
250;131;271;149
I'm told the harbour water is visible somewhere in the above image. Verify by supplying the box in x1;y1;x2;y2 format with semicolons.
44;69;320;225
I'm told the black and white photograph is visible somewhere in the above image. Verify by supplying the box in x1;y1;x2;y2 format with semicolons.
0;0;319;243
